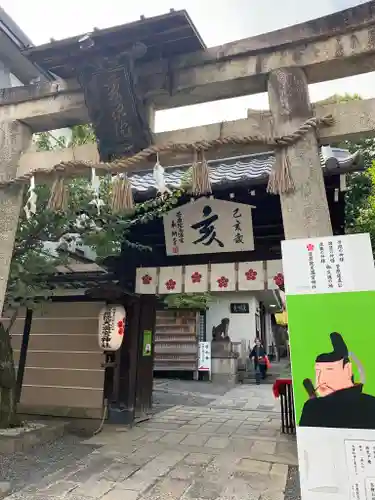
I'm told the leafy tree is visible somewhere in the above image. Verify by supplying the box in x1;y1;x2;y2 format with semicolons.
163;292;212;311
0;124;182;428
318;93;375;236
347;161;375;251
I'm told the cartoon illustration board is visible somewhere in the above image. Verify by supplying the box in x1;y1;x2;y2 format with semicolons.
300;332;375;429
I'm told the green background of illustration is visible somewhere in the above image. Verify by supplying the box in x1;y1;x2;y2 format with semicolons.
287;290;375;423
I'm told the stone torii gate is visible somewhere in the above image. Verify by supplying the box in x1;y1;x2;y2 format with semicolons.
1;1;375;314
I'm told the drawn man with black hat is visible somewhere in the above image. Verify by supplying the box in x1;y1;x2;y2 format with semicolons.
299;332;375;429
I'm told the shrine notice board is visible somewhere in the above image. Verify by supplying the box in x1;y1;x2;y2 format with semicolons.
282;233;375;500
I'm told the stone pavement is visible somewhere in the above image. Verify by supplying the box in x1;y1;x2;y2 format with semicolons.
2;383;298;500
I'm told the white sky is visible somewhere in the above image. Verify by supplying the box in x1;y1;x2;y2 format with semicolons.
2;0;374;132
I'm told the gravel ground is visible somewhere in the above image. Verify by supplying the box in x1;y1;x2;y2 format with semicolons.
0;434;99;496
284;466;301;500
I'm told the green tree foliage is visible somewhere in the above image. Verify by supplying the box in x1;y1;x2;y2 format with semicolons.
347;161;375;251
0;124;182;428
163;292;212;311
319;93;375;237
7;125;182;311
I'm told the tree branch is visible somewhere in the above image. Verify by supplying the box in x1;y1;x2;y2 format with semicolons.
4;309;19;335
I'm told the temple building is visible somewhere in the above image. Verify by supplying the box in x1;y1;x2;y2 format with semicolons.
5;6;369;424
111;146;361;375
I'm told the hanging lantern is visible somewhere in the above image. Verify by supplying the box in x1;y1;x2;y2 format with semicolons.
98;305;126;351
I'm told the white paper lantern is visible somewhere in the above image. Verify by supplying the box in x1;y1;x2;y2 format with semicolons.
98;304;126;351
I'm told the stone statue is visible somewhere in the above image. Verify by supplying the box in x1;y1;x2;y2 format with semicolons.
212;318;230;342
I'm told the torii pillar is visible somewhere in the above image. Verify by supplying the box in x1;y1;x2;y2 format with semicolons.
268;67;333;239
0;121;31;314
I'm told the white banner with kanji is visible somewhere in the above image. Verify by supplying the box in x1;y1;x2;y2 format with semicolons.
163;198;254;256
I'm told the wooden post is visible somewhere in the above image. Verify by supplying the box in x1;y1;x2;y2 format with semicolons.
268;68;333;239
15;309;33;402
135;295;156;419
115;297;141;424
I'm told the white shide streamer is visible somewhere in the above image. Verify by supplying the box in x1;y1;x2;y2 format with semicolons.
89;167;104;214
153;154;171;195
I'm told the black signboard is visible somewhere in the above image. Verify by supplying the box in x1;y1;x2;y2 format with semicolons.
230;303;250;314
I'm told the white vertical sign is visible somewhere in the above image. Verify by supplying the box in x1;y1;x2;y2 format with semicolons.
282;233;375;295
198;341;211;373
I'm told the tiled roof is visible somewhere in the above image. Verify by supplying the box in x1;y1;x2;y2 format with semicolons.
130;148;360;196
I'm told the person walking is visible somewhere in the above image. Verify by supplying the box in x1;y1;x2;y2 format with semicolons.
249;338;268;384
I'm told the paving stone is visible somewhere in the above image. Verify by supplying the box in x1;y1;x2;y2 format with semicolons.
236;458;271;474
73;478;114;498
39;480;78;496
100;449;138;460
184;480;223;499
270;463;289;478
197;423;222;433
143;422;182;431
204;436;230;449
180;434;209;446
98;463;139;482
276;442;298;455
158;432;187;445
168;464;201;480
67;496;107;500
138;431;166;443
178;424;203;432
183;453;214;466
118;450;186;491
66;457;115;482
233;472;281;491
117;473;157;493
214;425;236;436
189;418;211;425
252;440;277;455
122;449;157;467
259;491;285;500
217;478;261;500
250;450;298;466
229;437;255;452
101;487;139;500
2;380;293;500
141;478;190;500
142;450;186;475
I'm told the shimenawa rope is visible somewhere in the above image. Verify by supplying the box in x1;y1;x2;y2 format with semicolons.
10;114;333;211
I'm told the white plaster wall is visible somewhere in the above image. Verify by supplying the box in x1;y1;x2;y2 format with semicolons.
206;292;258;350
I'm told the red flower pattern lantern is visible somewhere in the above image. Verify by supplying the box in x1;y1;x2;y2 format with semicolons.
245;269;258;281
217;276;229;289
273;272;284;288
141;274;152;285
165;279;177;291
191;272;202;284
117;319;124;336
